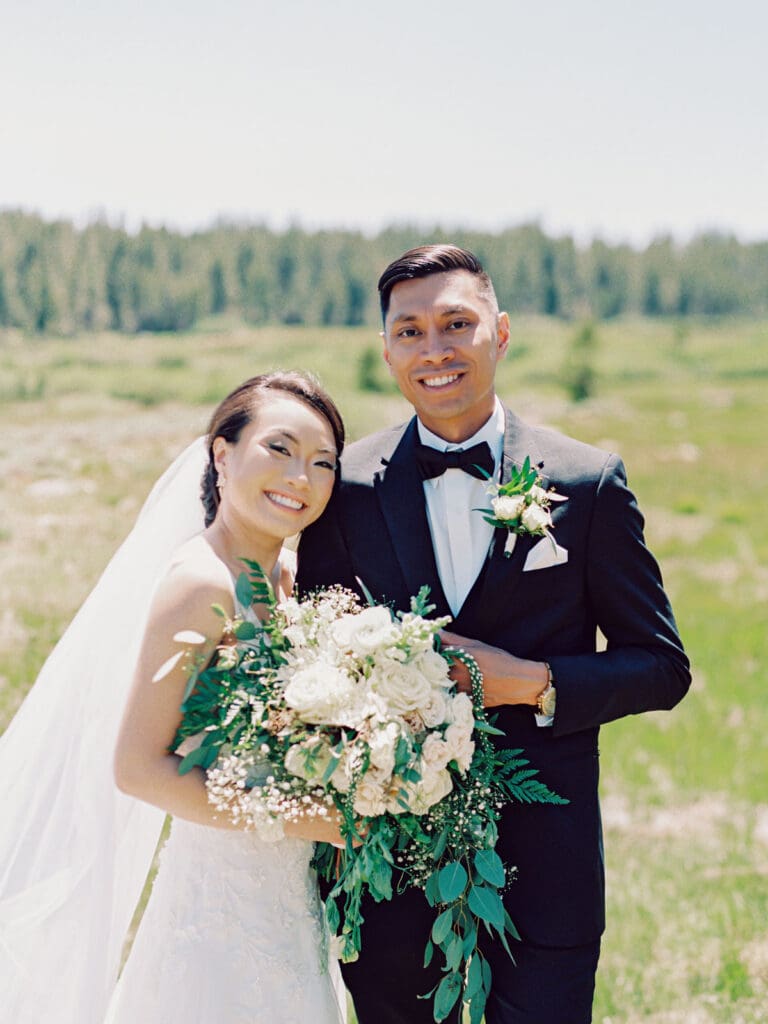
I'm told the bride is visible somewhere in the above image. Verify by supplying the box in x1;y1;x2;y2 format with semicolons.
0;371;348;1024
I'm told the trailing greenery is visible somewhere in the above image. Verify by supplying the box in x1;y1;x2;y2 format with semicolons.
1;210;767;334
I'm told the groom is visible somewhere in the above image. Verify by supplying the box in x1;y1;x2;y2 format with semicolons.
297;245;690;1024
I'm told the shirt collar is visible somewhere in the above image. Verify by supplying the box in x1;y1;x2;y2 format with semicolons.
417;397;505;484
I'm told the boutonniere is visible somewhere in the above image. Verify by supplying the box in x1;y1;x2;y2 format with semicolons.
475;456;568;557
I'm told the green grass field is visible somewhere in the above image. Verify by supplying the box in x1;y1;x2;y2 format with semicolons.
1;318;766;1023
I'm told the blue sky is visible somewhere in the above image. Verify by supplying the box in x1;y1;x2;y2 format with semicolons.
2;0;766;243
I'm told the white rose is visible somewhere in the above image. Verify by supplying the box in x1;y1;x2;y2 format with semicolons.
368;721;400;776
529;484;548;503
352;770;389;818
409;768;453;814
447;692;476;732
492;494;525;522
421;733;452;771
283;662;357;725
368;662;432;716
419;688;450;728
331;606;398;657
443;723;475;773
521;503;552;532
411;648;452;688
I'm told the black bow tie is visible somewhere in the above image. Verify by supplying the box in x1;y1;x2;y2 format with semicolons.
414;440;495;481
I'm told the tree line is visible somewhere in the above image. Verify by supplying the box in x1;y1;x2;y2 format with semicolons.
0;210;766;334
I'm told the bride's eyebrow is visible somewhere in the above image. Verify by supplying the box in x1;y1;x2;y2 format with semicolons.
269;430;336;457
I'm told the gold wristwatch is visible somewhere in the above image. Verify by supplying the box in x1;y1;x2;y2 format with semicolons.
536;663;557;716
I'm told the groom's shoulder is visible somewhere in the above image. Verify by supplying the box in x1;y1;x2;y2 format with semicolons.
339;421;410;484
519;416;622;486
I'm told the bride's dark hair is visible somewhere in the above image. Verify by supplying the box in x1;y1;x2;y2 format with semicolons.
201;371;345;526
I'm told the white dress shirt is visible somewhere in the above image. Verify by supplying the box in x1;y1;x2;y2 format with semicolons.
417;398;505;617
417;398;553;727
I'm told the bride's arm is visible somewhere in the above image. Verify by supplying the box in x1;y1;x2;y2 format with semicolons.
114;561;346;843
114;561;240;829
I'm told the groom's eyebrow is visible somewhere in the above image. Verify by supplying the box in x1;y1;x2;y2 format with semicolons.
391;305;473;324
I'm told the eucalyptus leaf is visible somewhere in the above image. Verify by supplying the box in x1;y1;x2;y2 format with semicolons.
474;848;506;887
444;932;463;972
423;938;434;968
433;973;462;1023
431;908;453;945
468;986;487;1024
438;861;468;903
424;870;441;908
481;957;492;992
234;620;257;640
467;884;505;930
464;953;483;999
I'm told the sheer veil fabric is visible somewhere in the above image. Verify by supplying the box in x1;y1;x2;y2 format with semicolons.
0;439;209;1023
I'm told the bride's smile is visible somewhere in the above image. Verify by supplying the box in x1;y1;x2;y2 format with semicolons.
210;393;339;570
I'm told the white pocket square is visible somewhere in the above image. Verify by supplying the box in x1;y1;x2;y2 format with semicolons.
523;537;569;572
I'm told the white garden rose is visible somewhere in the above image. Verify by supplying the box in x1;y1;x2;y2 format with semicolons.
368;661;433;716
492;494;525;522
443;722;475;773
409;768;453;814
352;770;389;817
411;648;452;688
521;503;552;532
331;606;398;657
282;662;357;725
421;733;452;771
419;688;450;728
447;691;475;731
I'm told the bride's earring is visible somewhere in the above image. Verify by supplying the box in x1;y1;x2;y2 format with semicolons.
216;473;226;494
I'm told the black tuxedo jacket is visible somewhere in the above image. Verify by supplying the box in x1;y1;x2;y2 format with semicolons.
297;407;690;947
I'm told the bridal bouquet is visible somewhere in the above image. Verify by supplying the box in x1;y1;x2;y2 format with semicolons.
172;564;566;1024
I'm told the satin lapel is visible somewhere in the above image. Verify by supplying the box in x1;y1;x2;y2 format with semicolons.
373;419;452;618
453;408;545;637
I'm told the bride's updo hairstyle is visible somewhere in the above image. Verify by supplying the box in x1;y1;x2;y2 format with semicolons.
201;371;345;526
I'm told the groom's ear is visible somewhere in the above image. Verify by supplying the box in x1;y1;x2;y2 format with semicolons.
380;331;394;374
496;312;511;359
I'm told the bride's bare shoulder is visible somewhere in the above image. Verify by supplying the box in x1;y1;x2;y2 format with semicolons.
153;535;234;618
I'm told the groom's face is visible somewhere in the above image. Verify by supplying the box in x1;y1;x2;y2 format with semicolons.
382;270;510;442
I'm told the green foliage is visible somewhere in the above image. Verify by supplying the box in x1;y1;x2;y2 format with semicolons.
356;346;386;393
562;320;598;401
2;319;768;1020
2;212;768;335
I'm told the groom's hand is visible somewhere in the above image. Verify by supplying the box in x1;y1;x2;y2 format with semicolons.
439;629;548;708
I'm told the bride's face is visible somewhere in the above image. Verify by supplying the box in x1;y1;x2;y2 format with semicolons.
213;394;338;541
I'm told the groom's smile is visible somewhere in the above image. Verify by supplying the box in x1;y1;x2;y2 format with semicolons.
382;270;510;443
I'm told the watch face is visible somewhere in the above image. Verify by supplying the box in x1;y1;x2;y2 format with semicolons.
540;687;557;716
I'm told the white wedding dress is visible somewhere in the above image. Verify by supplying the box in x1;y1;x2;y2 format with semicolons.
0;439;345;1024
106;822;344;1023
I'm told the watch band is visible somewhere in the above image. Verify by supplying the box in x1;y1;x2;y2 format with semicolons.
536;663;556;717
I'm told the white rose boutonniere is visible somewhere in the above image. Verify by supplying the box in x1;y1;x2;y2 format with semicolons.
476;455;567;557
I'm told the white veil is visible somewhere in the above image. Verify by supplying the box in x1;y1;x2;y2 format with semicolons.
0;438;208;1024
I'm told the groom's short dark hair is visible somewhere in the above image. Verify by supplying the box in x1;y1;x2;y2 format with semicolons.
378;244;497;322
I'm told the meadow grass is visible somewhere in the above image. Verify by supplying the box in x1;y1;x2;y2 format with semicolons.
1;318;766;1022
